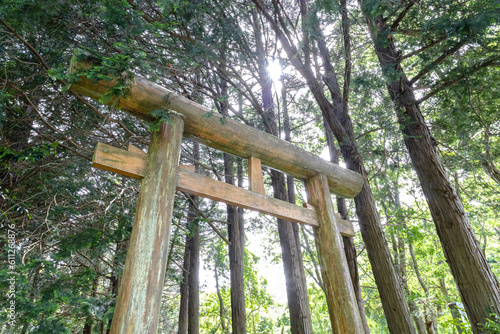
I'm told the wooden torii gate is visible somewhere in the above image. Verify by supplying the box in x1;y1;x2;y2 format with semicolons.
69;53;366;334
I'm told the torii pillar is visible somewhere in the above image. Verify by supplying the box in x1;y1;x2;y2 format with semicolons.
109;118;183;333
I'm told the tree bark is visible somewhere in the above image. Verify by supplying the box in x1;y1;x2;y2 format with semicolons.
283;79;316;325
186;206;200;334
361;8;500;332
216;58;247;333
251;8;313;334
177;234;190;334
224;152;247;334
273;172;314;334
179;143;201;334
187;143;200;334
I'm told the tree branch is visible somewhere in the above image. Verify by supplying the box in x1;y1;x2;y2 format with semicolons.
402;35;447;60
0;17;50;69
418;55;500;103
390;0;419;31
409;39;467;85
182;193;230;245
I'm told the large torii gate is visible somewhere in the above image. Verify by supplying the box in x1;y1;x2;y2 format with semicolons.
69;52;366;334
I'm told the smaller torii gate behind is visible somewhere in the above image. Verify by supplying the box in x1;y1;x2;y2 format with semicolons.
69;51;366;334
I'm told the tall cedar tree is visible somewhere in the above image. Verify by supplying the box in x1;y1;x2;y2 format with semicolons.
359;1;500;331
216;61;247;334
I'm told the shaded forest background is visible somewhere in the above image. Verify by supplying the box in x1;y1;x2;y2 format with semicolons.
1;0;499;333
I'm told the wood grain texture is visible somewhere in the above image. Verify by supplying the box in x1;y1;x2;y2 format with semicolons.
92;142;146;179
109;118;184;334
248;156;265;194
92;143;354;236
178;168;319;228
127;143;146;155
303;203;354;237
70;54;363;198
306;174;364;334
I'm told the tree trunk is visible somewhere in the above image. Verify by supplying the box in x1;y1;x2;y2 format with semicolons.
174;143;203;334
252;9;313;334
83;276;99;334
439;278;465;334
186;207;200;334
106;242;125;334
283;80;317;329
224;152;247;334
215;261;229;334
177;234;190;334
187;143;200;334
272;171;314;334
361;9;500;332
216;58;247;333
377;177;428;334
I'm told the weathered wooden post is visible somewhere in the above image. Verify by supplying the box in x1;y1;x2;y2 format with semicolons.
306;174;365;334
109;118;184;333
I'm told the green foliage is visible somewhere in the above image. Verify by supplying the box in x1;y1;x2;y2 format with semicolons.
479;314;500;334
0;143;58;164
148;106;184;132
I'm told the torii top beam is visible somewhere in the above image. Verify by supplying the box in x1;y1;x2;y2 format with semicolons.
69;52;363;198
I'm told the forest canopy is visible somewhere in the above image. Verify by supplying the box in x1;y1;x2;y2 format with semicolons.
1;0;499;333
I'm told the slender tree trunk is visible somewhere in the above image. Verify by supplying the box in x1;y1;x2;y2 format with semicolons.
377;173;429;334
106;241;126;334
178;143;200;334
215;261;229;334
361;7;500;332
396;181;438;334
407;241;438;334
282;80;315;327
187;143;200;334
399;243;428;334
186;202;200;334
252;9;313;333
215;59;247;333
396;237;427;334
224;152;247;334
83;276;99;334
439;278;465;334
178;222;191;334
